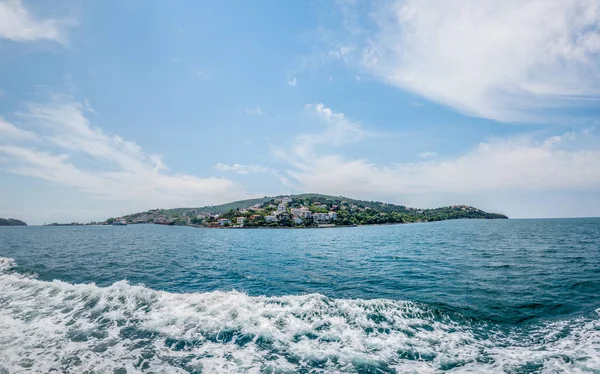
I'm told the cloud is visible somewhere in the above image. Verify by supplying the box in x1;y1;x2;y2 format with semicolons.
337;0;600;122
220;103;370;187
0;117;37;141
287;77;297;87
83;99;96;116
245;106;262;116
276;103;368;162
214;163;269;174
0;93;248;209
0;0;69;43
285;134;600;196
417;152;436;159
275;105;600;202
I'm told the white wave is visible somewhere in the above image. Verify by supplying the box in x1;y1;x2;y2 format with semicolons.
0;257;16;273
0;257;598;373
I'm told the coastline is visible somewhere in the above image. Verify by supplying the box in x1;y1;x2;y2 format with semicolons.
14;218;509;229
185;218;506;230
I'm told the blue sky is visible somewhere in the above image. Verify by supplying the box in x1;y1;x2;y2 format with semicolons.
1;0;600;224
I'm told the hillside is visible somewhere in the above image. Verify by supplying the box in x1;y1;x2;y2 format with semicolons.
166;196;276;215
113;194;507;227
0;218;27;226
161;193;433;215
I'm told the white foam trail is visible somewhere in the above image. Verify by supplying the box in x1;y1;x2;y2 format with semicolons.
0;257;16;273
0;257;598;373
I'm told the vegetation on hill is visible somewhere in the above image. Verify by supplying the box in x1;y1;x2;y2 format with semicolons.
112;193;507;228
0;218;27;226
165;196;275;215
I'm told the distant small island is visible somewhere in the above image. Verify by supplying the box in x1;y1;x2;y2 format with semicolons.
0;218;27;226
105;193;508;228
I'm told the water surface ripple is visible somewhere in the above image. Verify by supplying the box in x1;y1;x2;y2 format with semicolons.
0;218;598;372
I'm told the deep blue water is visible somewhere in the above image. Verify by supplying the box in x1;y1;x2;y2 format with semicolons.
0;219;599;372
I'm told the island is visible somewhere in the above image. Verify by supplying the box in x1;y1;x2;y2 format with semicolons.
0;218;27;226
107;193;507;228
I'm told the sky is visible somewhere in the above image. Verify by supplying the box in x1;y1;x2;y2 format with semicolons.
1;0;600;224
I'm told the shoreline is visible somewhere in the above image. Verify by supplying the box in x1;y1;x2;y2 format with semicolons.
10;218;510;229
185;218;506;230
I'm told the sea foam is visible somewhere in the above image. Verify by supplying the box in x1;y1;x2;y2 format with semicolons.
0;257;598;373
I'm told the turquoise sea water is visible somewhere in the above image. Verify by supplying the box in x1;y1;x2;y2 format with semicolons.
0;219;598;373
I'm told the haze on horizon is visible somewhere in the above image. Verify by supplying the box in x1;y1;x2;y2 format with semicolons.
1;0;600;225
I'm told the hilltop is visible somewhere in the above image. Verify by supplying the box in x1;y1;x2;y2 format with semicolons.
111;194;507;227
0;218;27;226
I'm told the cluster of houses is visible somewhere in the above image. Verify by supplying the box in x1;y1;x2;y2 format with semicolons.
208;196;338;227
107;196;495;228
116;196;342;228
129;209;169;224
262;197;338;226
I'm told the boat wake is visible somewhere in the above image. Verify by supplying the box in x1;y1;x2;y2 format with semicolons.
0;257;598;373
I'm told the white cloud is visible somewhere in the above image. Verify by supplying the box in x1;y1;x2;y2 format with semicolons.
245;106;262;116
285;134;600;196
276;103;368;162
0;0;69;43
270;170;295;189
0;94;248;210
0;117;37;141
287;77;297;87
274;105;600;207
417;152;436;159
214;163;269;174
341;0;600;122
83;99;96;116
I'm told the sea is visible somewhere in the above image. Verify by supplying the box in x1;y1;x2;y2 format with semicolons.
0;218;598;373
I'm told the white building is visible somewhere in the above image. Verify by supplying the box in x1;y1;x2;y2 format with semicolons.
218;219;231;226
277;203;286;212
237;217;245;225
281;196;293;204
328;211;338;221
291;207;312;218
294;217;303;225
265;215;277;222
312;213;331;224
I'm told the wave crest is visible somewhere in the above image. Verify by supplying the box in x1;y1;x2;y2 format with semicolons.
0;257;16;273
0;257;598;373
